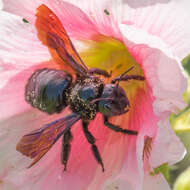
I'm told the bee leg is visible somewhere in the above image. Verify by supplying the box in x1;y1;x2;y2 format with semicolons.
61;129;73;171
104;116;138;135
82;120;105;172
88;68;111;78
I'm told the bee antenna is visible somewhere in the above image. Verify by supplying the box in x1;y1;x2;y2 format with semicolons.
116;66;134;91
120;66;134;78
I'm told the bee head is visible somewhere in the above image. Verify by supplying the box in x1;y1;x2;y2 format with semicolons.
98;84;130;117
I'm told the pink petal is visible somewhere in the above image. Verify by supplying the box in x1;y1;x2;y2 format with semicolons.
0;68;30;120
100;166;171;190
44;1;99;40
0;108;71;188
2;0;44;24
0;61;59;120
143;172;171;190
150;118;186;168
70;0;124;39
3;0;99;40
100;172;170;190
4;0;190;58
117;23;187;189
0;11;50;65
0;0;3;9
100;175;133;190
3;0;124;39
123;0;190;59
119;24;187;116
116;88;157;190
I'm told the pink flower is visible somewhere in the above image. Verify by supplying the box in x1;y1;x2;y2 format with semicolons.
0;0;189;190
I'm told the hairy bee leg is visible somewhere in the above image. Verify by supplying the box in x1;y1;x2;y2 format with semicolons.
61;129;73;171
104;116;138;135
88;68;111;78
111;75;145;84
82;121;105;172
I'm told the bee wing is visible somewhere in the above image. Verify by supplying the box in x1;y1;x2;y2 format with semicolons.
16;113;80;167
36;4;88;76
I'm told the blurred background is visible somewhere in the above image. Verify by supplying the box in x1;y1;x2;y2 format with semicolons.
168;54;190;190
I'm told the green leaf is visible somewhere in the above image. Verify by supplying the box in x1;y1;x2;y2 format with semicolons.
182;54;190;75
172;106;190;132
170;54;190;132
150;163;169;181
174;167;190;190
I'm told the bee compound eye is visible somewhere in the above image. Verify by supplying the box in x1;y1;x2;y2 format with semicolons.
25;68;72;114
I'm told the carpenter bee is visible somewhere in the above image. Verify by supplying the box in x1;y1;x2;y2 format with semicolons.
16;4;145;172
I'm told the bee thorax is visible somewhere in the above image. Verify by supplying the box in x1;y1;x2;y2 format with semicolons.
69;77;103;120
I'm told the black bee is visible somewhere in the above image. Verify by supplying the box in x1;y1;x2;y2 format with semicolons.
16;4;145;172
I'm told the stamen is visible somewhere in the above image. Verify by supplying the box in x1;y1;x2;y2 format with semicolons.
143;136;152;161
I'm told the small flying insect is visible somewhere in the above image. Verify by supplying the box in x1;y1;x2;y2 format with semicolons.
16;4;145;172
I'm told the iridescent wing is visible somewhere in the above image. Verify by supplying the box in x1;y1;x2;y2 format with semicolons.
16;113;80;167
35;4;88;76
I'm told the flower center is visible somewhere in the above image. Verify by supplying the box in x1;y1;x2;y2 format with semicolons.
79;35;146;104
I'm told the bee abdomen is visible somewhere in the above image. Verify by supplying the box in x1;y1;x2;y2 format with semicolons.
25;68;72;114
